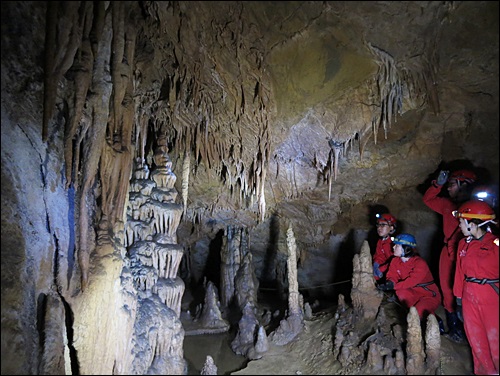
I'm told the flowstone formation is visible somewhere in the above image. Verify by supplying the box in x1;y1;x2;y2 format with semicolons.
331;240;441;375
122;137;187;374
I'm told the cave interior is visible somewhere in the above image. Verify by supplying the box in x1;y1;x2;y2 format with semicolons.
1;1;498;375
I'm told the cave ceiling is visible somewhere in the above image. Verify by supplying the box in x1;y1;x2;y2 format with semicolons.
2;1;498;252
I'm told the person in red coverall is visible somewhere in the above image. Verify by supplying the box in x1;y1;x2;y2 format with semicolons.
423;168;477;342
372;213;397;282
377;233;441;322
453;200;499;376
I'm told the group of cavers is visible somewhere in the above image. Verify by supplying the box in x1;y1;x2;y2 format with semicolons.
371;168;499;376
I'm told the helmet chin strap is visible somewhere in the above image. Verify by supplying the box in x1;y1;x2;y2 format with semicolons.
478;219;497;229
468;219;498;233
465;219;471;232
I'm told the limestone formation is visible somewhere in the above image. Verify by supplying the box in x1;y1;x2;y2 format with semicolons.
2;2;494;375
425;314;441;374
234;252;259;311
269;225;304;345
220;226;245;307
231;302;262;359
200;355;218;375
406;307;425;375
351;240;384;321
124;144;187;373
196;281;230;334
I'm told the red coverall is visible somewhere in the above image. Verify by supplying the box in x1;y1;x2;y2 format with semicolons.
373;237;393;280
386;255;441;319
423;180;463;312
453;232;499;375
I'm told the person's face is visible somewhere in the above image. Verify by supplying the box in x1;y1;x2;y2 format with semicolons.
376;221;392;238
447;179;460;198
393;243;403;257
458;218;471;237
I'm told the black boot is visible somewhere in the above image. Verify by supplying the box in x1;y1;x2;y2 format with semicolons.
445;311;467;344
435;314;446;335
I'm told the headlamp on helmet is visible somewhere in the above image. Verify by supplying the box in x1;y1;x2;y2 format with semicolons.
471;185;498;208
376;213;397;226
391;233;417;257
452;200;496;221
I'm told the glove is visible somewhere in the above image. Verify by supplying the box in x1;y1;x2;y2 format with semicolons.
456;297;463;322
377;280;394;291
436;170;449;186
373;262;383;278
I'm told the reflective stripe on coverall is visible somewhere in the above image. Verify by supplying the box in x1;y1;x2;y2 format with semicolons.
454;232;499;375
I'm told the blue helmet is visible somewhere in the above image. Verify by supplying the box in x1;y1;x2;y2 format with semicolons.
392;233;417;248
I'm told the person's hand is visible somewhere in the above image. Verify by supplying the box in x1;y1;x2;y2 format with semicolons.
373;263;383;278
377;280;394;291
456;297;463;322
436;170;449;186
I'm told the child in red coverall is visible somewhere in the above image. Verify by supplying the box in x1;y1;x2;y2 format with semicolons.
453;200;499;376
377;233;441;322
372;213;397;282
423;168;476;342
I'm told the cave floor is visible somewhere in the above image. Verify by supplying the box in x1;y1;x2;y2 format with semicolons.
230;302;473;375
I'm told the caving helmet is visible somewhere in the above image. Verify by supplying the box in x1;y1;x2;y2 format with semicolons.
392;233;417;257
376;213;397;227
471;184;498;209
449;169;477;186
452;199;496;221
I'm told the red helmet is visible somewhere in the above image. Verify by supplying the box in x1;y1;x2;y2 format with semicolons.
449;169;477;184
376;213;397;226
452;200;496;220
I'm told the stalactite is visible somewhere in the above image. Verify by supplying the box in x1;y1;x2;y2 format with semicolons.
64;2;94;188
43;1;84;141
367;43;404;142
110;2;125;140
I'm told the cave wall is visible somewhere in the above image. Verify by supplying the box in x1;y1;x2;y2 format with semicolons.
1;1;498;374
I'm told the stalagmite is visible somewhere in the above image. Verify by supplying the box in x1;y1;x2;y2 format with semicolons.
231;302;260;357
365;342;384;373
425;314;441;374
254;326;269;354
351;240;383;321
197;281;230;333
220;226;247;307
286;225;301;316
234;252;259;311
201;355;218;375
269;224;304;345
405;306;425;375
